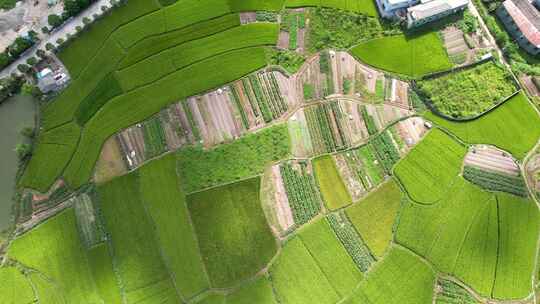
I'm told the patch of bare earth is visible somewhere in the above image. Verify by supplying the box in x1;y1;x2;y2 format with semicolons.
333;154;365;201
116;124;146;169
464;145;521;176
277;31;289;49
94;136;127;183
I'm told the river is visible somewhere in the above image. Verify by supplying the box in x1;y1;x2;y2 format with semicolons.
0;95;36;231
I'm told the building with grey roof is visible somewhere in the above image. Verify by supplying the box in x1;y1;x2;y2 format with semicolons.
407;0;469;28
497;0;540;55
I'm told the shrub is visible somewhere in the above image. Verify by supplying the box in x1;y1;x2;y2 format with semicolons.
26;56;37;66
48;14;63;28
17;64;30;73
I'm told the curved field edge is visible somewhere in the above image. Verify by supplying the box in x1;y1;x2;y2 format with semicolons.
63;47;269;188
423;92;540;160
349;32;452;78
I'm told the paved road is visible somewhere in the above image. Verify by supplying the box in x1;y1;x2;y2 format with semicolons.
0;0;110;78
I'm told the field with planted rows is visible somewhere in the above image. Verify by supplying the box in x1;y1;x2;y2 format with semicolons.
417;62;516;119
280;161;321;225
346;180;402;257
463;166;528;197
98;173;180;302
345;246;436;304
327;211;375;272
394;129;467;203
226;276;277;304
299;219;362;296
270;237;340;304
313;155;352;210
425;93;540;160
0;267;35;304
187;178;277;288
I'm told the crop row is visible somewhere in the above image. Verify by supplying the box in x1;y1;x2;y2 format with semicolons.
359;105;377;135
327;211;375;272
371;131;400;174
463;166;528;197
228;86;250;130
143;116;168;159
319;51;335;96
280;161;321;225
305;102;349;155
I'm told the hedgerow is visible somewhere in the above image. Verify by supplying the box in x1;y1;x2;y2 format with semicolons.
463;166;528;197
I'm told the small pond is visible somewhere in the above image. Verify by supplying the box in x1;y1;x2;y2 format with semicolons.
0;94;36;231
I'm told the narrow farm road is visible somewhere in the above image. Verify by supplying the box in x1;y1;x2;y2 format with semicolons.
0;0;110;78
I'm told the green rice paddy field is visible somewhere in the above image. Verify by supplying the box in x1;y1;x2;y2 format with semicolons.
350;32;452;78
8;0;540;303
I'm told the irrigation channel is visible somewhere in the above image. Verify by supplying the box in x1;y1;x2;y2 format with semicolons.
0;95;36;231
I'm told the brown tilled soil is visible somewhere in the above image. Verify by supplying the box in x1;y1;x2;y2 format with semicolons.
272;165;295;231
464;146;520;176
94;136;128;183
395;117;427;154
277;31;290;49
117;125;146;169
239;12;256;24
340;100;369;145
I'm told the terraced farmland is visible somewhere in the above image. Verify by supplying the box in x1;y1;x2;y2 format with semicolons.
7;0;540;303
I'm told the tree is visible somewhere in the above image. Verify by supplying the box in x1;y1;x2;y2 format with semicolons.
56;38;65;45
36;49;46;59
9;37;33;57
0;52;12;69
48;14;63;28
26;56;37;66
45;43;55;51
15;143;32;161
83;17;91;25
21;83;42;98
41;26;50;34
17;64;30;73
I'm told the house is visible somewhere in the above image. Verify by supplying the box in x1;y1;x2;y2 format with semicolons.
376;0;420;18
36;67;69;93
407;0;469;28
497;0;540;55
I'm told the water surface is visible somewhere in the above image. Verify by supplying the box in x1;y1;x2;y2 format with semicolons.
0;94;36;231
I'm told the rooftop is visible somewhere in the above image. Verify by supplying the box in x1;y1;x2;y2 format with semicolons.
502;0;540;46
408;0;468;20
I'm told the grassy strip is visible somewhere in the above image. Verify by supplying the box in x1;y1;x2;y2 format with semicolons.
139;154;209;298
228;85;250;130
435;279;479;304
284;0;378;16
142;116;167;159
327;211;375;272
64;47;269;189
371;131;400;174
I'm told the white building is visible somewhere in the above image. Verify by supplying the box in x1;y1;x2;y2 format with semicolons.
407;0;469;28
376;0;420;18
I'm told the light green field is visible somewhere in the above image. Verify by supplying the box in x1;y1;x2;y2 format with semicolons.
87;244;123;304
64;47;269;189
270;237;340;304
424;92;540;160
299;219;362;297
229;0;285;11
346;180;402;257
492;193;540;299
8;209;102;303
284;0;378;16
139;154;209;298
187;177;277;288
98;172;180;303
0;267;35;304
19;122;81;192
227;276;277;304
345;246;435;303
350;32;452;78
313;155;352;210
394;129;467;204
